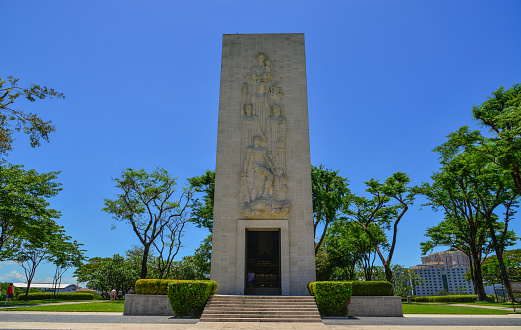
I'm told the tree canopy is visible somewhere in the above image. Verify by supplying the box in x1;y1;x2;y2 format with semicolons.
102;167;193;279
0;76;64;157
0;164;62;261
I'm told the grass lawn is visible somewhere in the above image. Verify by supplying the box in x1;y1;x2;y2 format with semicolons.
402;303;516;314
3;299;93;306
462;301;521;308
3;300;124;312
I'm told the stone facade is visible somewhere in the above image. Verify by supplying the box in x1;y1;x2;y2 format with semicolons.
211;33;315;295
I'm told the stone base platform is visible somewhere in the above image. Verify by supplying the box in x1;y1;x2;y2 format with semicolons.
123;294;402;317
348;296;403;317
123;294;173;316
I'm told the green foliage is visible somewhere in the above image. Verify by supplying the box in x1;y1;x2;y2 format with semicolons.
481;249;521;285
343;172;416;283
392;265;423;296
312;165;350;254
350;281;393;296
308;281;352;317
167;281;215;317
135;279;217;296
319;220;388;281
102;167;193;279
16;292;95;301
472;83;521;194
0;164;62;261
309;280;392;297
414;295;478;303
0;283;22;297
188;170;215;231
74;254;139;298
0;76;64;156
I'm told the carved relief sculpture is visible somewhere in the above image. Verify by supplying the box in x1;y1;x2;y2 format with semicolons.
239;53;289;219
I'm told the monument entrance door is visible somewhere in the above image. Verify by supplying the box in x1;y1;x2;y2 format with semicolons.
246;230;281;295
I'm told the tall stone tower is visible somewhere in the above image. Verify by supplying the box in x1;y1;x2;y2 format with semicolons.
212;33;315;295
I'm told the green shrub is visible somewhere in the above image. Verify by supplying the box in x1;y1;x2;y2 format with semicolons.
16;292;95;301
309;281;352;317
309;281;393;296
135;279;217;295
167;281;214;318
350;281;393;296
414;295;477;303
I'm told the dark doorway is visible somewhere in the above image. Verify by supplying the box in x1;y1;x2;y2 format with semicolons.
246;230;281;295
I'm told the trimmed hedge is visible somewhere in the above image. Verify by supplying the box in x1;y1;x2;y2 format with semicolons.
309;281;352;317
351;281;393;296
135;279;217;296
414;295;478;303
167;281;214;318
308;281;393;296
16;292;95;301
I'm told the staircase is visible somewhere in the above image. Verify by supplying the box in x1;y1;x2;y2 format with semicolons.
199;295;322;322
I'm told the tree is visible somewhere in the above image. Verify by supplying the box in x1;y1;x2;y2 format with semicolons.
0;76;64;157
0;164;62;260
343;172;415;283
471;83;521;193
49;238;85;297
312;165;350;254
419;167;513;300
11;220;66;299
74;254;139;298
190;234;212;279
188;170;215;231
322;220;388;281
432;132;520;301
102;167;193;279
392;265;423;296
481;249;521;286
151;215;186;279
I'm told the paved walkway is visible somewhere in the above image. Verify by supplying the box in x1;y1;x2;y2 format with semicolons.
0;312;520;329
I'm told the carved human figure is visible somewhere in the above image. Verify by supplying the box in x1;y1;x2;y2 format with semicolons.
242;104;261;147
267;105;287;169
251;53;272;95
242;136;275;201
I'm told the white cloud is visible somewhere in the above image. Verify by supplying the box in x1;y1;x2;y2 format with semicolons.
0;261;18;269
0;270;26;282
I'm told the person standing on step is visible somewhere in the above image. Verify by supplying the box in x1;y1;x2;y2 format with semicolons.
247;269;255;295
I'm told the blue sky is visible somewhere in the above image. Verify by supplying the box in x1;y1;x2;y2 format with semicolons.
1;1;520;285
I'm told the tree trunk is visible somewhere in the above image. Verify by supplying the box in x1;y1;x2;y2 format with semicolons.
470;246;488;301
486;219;515;302
384;263;393;283
140;244;150;279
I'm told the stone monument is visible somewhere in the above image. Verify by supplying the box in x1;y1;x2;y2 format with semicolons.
212;33;315;295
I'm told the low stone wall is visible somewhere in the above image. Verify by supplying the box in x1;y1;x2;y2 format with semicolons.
123;294;173;316
124;294;403;317
348;296;403;317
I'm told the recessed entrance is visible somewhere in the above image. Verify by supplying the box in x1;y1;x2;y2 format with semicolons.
246;230;281;295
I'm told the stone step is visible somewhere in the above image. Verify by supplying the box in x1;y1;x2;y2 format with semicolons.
207;294;314;300
199;317;323;323
203;310;320;315
208;298;315;302
200;295;322;323
205;306;318;311
207;300;316;308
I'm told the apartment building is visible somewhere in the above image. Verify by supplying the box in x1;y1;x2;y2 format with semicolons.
411;250;474;296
